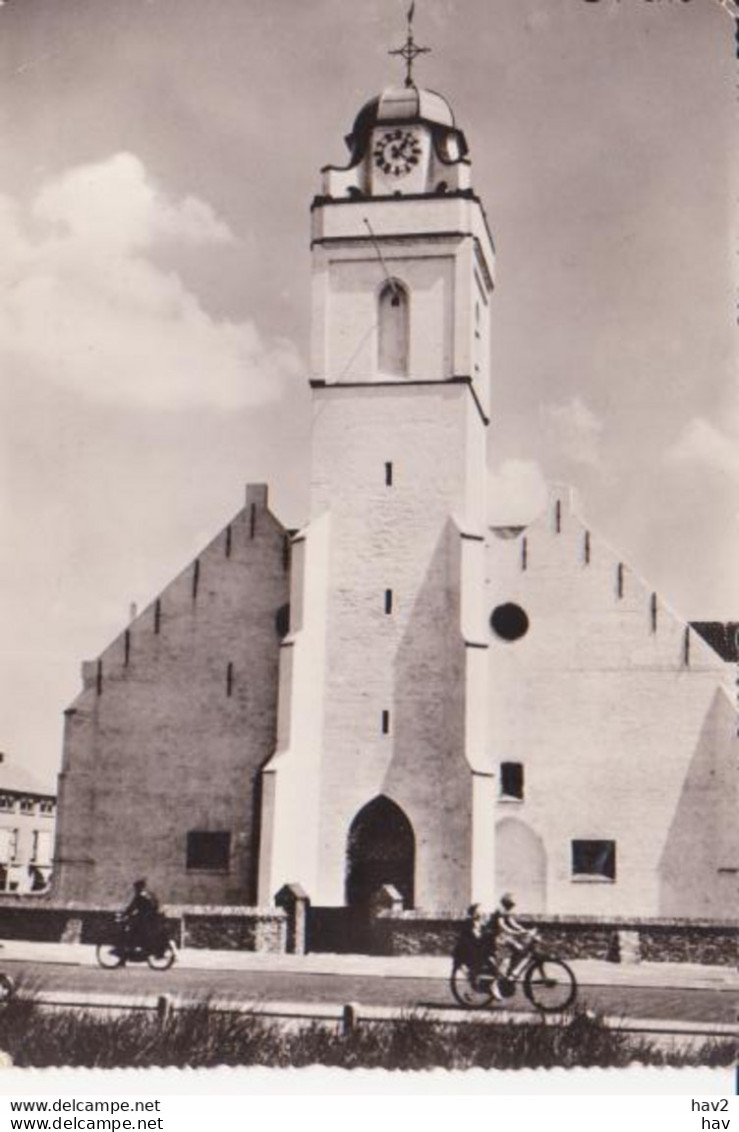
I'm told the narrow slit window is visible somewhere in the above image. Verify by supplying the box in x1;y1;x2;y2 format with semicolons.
124;629;130;667
226;662;234;697
249;503;256;539
154;599;161;635
500;762;524;800
384;589;393;615
225;525;232;558
192;559;200;599
385;462;393;487
381;710;390;735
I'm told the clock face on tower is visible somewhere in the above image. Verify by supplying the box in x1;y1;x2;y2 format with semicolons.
373;128;422;177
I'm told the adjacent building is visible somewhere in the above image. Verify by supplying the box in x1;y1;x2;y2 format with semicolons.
0;754;56;895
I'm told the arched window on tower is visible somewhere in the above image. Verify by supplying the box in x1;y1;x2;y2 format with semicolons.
378;280;409;376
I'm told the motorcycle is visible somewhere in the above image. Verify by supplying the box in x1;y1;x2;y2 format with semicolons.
96;914;177;971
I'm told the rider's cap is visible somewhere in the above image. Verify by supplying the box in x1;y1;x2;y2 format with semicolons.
134;878;147;888
500;892;515;908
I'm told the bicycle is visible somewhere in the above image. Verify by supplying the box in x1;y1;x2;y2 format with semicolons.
451;930;577;1013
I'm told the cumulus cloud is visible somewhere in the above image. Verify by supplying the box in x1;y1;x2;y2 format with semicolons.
0;153;301;409
540;395;604;467
666;417;739;479
488;459;549;524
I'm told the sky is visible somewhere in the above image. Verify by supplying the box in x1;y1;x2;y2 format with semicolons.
0;0;736;790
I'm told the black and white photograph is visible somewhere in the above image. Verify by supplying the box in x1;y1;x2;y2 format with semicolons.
0;0;737;1098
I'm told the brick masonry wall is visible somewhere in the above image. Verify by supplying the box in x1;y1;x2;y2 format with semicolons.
371;911;738;965
53;488;289;907
181;908;286;952
0;899;287;952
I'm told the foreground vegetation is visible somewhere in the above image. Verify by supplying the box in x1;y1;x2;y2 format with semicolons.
0;996;735;1070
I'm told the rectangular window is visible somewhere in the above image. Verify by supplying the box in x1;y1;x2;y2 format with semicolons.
384;589;393;615
385;462;393;487
40;800;55;816
32;830;53;866
186;831;231;872
571;839;616;881
0;829;13;864
381;710;390;735
500;762;524;800
20;799;35;815
0;796;14;813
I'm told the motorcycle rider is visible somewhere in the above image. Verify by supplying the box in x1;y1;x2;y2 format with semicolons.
121;878;161;954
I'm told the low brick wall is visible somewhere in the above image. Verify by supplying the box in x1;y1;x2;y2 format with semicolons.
0;898;287;953
371;911;739;966
180;906;286;952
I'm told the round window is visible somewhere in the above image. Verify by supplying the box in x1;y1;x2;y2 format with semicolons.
490;603;529;642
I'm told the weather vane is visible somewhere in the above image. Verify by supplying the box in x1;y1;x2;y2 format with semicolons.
389;2;431;89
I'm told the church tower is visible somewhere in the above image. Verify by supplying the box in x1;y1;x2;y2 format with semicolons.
257;24;498;912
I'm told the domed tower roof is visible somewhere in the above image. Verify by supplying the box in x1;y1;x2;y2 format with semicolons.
344;85;467;167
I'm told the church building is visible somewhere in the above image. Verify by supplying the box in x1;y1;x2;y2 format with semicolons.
52;42;739;923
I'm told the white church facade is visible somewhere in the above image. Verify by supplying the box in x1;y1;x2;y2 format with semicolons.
52;69;739;923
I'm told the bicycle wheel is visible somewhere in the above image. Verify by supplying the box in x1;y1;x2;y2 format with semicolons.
96;944;125;969
0;974;14;1003
450;963;495;1009
523;957;577;1013
147;943;176;971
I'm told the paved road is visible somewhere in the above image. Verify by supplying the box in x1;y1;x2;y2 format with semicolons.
3;959;737;1024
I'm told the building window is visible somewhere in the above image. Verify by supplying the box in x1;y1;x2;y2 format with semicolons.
0;829;18;865
378;281;409;376
0;796;14;813
572;840;616;882
500;762;524;800
384;589;393;615
381;710;390;735
186;831;231;872
490;603;530;642
39;800;55;816
20;799;35;815
385;462;393;486
32;830;53;866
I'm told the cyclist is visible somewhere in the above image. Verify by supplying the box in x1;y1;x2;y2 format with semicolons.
490;892;534;978
455;903;492;977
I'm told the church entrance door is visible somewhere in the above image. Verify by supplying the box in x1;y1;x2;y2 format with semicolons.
345;796;415;909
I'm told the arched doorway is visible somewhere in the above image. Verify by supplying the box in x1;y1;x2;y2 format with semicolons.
496;818;547;913
345;796;415;908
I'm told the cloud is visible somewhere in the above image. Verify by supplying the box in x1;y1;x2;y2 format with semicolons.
488;459;549;524
0;154;301;410
666;417;739;479
540;396;604;467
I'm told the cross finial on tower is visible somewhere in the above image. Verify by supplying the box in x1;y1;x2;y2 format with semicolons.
389;2;431;89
